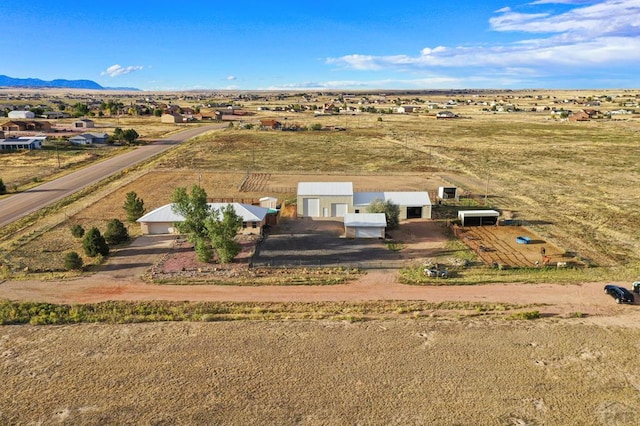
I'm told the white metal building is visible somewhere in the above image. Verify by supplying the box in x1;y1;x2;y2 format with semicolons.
344;213;386;238
353;191;432;220
297;182;353;218
8;111;35;119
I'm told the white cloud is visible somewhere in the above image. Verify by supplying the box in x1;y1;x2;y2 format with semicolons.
327;1;640;74
226;75;237;81
101;64;144;77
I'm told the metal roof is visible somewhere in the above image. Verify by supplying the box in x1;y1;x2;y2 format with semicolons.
457;210;500;218
297;182;353;196
137;203;269;223
353;191;431;206
343;213;387;227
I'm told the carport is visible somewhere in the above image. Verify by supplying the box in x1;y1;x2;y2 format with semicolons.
458;210;500;226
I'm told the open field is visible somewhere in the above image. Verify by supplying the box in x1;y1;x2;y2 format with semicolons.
2;318;640;424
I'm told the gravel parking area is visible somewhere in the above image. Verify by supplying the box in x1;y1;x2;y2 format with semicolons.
252;217;404;268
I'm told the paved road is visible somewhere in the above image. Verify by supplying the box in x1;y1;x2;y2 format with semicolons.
0;124;222;228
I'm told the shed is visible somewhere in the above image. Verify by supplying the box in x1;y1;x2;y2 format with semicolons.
73;119;95;128
137;203;270;235
438;186;458;200
458;210;500;226
297;182;353;218
344;213;386;238
259;196;278;209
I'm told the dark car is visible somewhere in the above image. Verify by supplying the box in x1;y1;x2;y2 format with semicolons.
604;285;635;304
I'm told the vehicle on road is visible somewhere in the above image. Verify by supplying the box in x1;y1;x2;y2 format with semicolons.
604;284;635;304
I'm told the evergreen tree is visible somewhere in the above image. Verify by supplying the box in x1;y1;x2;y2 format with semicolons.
0;178;6;195
104;219;129;245
70;224;85;238
64;252;83;270
82;227;109;257
123;191;145;222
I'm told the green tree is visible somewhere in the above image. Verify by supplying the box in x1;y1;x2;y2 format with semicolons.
171;185;211;243
122;129;139;144
205;204;243;263
110;127;125;144
72;102;90;117
70;224;85;238
123;191;146;222
82;227;109;257
104;219;129;245
64;252;83;271
194;237;214;263
367;199;400;230
0;178;6;195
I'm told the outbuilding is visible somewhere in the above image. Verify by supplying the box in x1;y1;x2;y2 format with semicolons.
297;182;353;218
458;210;500;226
344;213;386;238
137;203;270;235
8;111;35;119
438;186;458;200
353;191;432;220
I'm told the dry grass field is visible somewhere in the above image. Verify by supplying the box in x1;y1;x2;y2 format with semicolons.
2;318;640;425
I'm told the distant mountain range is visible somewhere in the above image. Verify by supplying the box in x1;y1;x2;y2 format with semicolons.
0;75;140;91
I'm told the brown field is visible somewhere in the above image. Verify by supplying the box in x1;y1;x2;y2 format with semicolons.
2;318;640;425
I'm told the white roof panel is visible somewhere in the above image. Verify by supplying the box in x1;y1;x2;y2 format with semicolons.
353;191;431;206
457;210;500;218
344;213;387;227
137;203;269;223
297;182;353;196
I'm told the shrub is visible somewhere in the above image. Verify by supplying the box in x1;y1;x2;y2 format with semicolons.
64;252;83;271
104;219;129;245
0;178;6;195
82;227;109;257
70;224;85;238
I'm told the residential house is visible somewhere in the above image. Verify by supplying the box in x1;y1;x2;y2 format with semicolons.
260;119;282;130
1;120;52;132
161;113;184;123
68;132;109;145
436;111;458;119
0;136;45;151
136;203;270;235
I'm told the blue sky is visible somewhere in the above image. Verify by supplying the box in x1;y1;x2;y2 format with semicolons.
1;0;639;90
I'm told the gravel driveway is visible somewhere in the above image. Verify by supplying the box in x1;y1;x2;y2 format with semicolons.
252;217;404;268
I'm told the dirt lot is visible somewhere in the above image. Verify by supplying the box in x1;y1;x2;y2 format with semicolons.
3;318;640;425
455;224;580;268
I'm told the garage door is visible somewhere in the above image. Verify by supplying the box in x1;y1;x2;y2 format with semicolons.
406;206;423;219
147;223;172;234
331;203;348;217
355;227;382;238
303;198;320;217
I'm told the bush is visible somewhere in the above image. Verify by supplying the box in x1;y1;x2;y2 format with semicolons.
64;252;83;271
82;227;109;257
70;224;85;238
0;178;6;195
104;219;129;245
195;238;213;263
